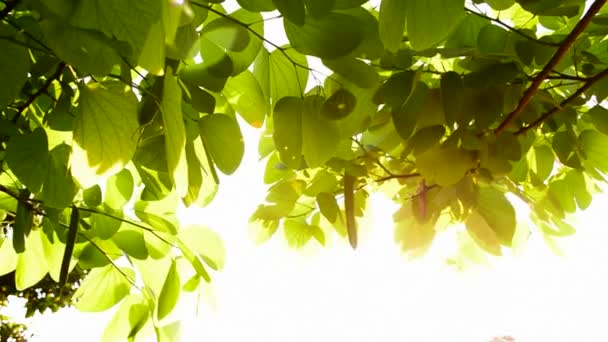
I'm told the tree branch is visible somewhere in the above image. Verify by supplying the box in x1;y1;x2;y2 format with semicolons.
464;7;560;47
516;68;608;135
494;0;607;136
12;62;66;122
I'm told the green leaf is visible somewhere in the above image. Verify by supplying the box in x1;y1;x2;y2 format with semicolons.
0;236;18;276
156;259;181;323
284;219;314;248
374;71;418;108
284;12;364;58
317;192;339;223
178;225;226;271
440;72;464;127
225;10;265;76
102;294;150;342
248;218;279;244
105;169;134;210
580;129;608;173
302;96;340;167
73;264;134;312
5;128;49;193
552;130;580;168
268;47;309;104
566;170;592;210
406;0;465;50
201;17;250;52
321;88;357;120
408;125;446;155
416;145;476;186
477;24;509;54
162;70;189;196
83;185;103;207
179;63;228;92
393;203;436;253
465;210;502;256
0;26;31;109
223;70;267;128
305;170;338;196
273;0;305;25
323;56;379;89
15;229;47;290
68;0;161;61
112;228;149;260
273;97;303;169
72;82;139;187
264;152;293;184
588;105;608;136
476;186;516;246
305;0;335;17
531;145;554;182
183;83;216;115
40;21;122;75
199;114;244;175
379;0;408;52
237;0;276;11
89;207;123;239
138;20;165;75
41;144;78;208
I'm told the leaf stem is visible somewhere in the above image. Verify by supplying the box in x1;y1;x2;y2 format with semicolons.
494;0;607;136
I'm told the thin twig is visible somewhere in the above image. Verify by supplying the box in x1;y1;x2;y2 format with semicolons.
190;1;335;92
77;232;143;291
516;68;608;135
12;62;66;122
77;206;178;248
494;0;607;136
464;7;560;47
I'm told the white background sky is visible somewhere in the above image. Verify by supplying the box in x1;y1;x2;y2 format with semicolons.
17;120;608;342
5;1;608;341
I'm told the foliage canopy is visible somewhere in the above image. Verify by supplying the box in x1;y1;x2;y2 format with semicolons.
1;0;608;339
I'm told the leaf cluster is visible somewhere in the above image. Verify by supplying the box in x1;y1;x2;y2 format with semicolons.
0;0;608;340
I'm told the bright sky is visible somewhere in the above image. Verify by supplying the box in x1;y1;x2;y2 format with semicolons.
16;119;608;342
6;1;608;341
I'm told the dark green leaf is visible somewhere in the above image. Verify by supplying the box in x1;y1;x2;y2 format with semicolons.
284;12;365;58
273;97;303;169
5;128;49;193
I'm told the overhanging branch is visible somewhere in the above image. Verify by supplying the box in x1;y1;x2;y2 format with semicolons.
516;68;608;135
494;0;607;136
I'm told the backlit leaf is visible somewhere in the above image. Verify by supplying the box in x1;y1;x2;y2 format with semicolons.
156;259;180;323
379;0;408;52
406;0;465;50
273;97;303;169
72;82;139;187
199;114;244;175
161;70;189;196
73;264;134;312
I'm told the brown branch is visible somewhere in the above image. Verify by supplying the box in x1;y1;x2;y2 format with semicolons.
494;0;607;136
464;8;560;47
12;62;66;122
516;68;608;135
